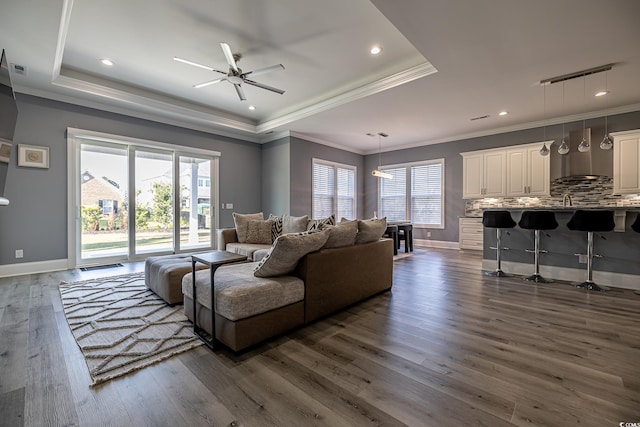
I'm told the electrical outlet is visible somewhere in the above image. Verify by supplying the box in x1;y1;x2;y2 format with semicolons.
578;254;587;264
226;203;234;209
15;249;23;259
427;231;431;238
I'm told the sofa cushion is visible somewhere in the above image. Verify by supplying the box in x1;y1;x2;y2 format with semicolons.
355;217;387;244
254;229;330;277
283;214;309;234
226;242;272;260
245;219;274;244
307;214;335;231
233;212;264;243
322;220;358;249
182;262;304;321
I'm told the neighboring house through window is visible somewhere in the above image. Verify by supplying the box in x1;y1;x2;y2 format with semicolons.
312;159;356;220
379;159;444;228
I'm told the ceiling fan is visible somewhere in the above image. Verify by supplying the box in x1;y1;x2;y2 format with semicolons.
174;42;285;101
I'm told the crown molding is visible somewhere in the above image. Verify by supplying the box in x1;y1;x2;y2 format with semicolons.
363;103;640;155
256;61;438;133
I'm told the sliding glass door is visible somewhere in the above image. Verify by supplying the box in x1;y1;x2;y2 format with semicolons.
79;143;129;260
70;129;219;267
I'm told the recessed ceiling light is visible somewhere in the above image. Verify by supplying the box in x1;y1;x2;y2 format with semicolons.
100;58;114;66
370;45;382;55
595;90;609;97
248;105;256;110
499;111;508;116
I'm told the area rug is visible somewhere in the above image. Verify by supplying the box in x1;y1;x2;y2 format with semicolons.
59;272;202;386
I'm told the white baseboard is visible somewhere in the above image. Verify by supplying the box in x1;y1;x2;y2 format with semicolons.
0;259;69;278
481;259;640;291
415;238;459;250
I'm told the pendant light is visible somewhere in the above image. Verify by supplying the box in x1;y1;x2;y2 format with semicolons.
577;75;590;153
557;81;570;154
599;70;613;150
370;132;392;179
539;83;551;156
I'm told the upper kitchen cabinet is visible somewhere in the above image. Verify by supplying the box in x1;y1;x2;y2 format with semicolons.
612;129;640;194
505;142;551;197
462;149;506;199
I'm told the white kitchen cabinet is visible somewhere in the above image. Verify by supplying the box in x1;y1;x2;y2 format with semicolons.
612;129;640;194
505;142;550;197
459;217;483;250
462;150;506;199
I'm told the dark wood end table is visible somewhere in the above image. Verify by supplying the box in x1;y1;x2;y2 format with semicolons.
191;251;247;350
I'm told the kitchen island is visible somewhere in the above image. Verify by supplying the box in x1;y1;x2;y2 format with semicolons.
482;207;640;290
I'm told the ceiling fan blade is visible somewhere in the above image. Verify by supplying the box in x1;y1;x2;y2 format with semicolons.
242;64;284;79
244;79;285;95
173;56;215;71
193;77;227;88
234;84;246;101
220;42;239;73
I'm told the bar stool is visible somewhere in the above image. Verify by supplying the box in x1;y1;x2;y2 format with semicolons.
482;210;516;277
397;223;413;253
518;211;558;283
566;210;615;291
383;225;398;256
630;214;640;296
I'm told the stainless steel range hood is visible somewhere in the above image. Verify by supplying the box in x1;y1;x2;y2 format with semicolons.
555;128;613;179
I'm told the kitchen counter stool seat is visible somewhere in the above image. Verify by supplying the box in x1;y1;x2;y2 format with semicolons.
567;210;615;291
518;210;558;283
482;210;516;277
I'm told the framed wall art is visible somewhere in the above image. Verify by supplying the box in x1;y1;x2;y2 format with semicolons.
0;138;11;163
18;144;50;169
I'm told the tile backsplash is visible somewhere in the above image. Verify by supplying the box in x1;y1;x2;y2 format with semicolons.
464;176;640;217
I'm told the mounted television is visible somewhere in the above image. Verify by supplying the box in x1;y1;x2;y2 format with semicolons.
0;48;19;205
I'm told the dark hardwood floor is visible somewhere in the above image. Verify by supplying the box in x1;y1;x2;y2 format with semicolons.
1;248;639;426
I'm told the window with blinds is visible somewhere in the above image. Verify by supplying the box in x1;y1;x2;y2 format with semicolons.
379;159;444;228
312;159;356;220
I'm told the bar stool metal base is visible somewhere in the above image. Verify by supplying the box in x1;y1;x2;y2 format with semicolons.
524;274;553;283
575;281;610;292
486;269;512;277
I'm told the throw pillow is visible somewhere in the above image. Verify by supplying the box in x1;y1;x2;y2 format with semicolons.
245;219;274;244
322;220;358;249
355;217;387;244
254;229;330;278
269;214;284;241
307;214;335;231
232;212;264;243
283;214;309;234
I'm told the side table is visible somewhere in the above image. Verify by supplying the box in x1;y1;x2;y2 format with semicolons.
191;251;247;350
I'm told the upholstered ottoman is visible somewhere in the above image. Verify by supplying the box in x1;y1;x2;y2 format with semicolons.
144;253;210;305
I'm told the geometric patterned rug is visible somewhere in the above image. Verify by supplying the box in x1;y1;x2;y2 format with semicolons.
59;272;202;387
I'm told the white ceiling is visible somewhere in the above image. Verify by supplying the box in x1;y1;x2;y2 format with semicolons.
1;0;640;154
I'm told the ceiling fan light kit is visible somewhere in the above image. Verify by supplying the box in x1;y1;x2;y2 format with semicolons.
175;42;285;101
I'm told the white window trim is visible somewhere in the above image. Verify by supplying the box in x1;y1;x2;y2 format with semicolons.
312;158;357;220
378;158;445;229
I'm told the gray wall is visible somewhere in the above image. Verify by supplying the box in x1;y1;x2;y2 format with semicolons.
363;110;640;243
0;94;262;265
289;136;365;218
261;137;290;216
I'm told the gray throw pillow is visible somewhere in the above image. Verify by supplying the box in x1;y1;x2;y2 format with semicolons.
307;214;335;231
245;219;274;244
283;214;308;234
322;220;358;248
355;217;387;244
233;212;264;243
254;229;330;278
